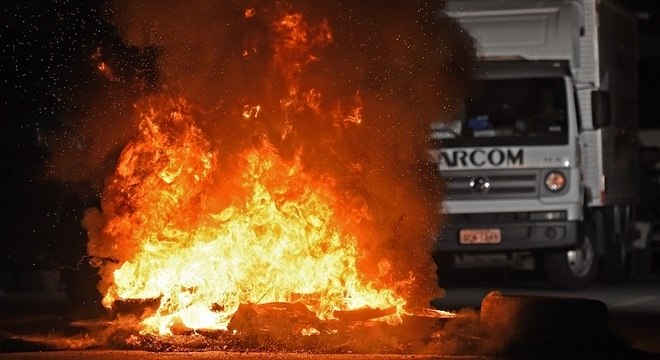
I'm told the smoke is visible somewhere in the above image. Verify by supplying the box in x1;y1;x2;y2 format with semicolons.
81;0;474;308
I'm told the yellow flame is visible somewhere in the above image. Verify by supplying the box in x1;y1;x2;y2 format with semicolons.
101;97;406;335
242;105;261;119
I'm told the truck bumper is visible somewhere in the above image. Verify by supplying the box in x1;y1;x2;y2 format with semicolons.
434;214;581;253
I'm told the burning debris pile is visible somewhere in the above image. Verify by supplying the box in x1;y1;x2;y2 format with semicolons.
109;302;468;354
86;96;411;335
68;0;475;352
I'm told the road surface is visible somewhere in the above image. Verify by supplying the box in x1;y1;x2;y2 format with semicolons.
1;273;660;359
433;271;660;354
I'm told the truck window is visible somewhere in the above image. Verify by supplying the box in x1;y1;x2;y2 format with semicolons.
438;77;568;147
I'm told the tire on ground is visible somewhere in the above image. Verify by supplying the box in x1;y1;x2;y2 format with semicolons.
479;291;631;357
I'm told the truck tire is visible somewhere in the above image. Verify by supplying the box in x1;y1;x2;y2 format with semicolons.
433;252;459;287
629;221;653;279
543;230;598;289
601;235;628;282
601;205;633;282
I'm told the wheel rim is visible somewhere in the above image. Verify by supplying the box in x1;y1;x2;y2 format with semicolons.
566;235;595;278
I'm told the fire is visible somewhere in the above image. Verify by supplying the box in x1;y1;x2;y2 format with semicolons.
80;2;468;339
91;47;118;82
95;96;406;335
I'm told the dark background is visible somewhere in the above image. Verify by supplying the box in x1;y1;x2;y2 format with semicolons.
0;0;659;300
0;0;158;305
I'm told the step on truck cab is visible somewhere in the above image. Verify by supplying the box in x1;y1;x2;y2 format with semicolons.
431;0;642;288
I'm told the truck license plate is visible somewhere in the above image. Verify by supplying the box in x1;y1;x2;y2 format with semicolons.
459;229;501;244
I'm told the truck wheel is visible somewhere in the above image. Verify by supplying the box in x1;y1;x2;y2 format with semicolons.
600;205;632;282
543;233;598;289
433;252;458;287
601;234;628;282
629;222;652;279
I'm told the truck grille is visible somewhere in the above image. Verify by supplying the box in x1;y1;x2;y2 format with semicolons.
442;170;540;200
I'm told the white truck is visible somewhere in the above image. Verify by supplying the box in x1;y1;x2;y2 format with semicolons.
431;0;644;288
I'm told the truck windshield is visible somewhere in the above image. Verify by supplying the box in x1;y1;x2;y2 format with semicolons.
432;77;568;147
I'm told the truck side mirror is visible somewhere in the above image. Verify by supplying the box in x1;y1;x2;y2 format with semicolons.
591;90;611;129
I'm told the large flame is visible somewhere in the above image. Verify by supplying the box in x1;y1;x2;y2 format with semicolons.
92;96;405;335
81;1;474;338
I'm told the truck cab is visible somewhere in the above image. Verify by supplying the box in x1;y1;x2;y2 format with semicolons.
432;0;641;289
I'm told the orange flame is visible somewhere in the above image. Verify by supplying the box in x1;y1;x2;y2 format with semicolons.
96;96;406;335
83;3;465;337
91;47;118;82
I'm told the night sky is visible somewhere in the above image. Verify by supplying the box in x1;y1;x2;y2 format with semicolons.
1;0;659;297
1;0;157;298
2;0;108;277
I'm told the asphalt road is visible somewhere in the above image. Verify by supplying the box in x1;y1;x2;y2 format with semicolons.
1;272;660;359
432;271;660;354
0;351;482;360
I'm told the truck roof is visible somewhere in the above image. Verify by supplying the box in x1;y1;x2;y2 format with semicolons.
445;0;582;65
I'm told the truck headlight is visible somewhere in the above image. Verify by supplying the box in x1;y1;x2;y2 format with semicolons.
544;171;566;192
